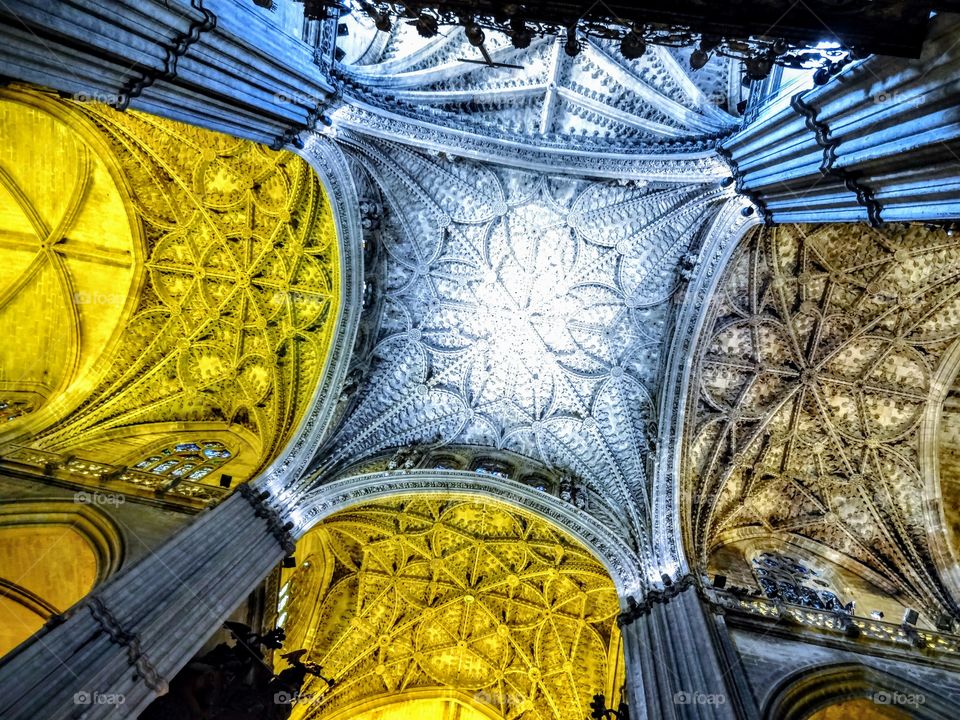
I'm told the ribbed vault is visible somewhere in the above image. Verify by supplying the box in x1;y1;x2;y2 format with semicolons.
280;495;623;720
308;134;736;561
683;222;960;616
0;87;342;500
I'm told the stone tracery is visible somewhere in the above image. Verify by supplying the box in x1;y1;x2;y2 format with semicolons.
28;100;341;483
684;222;960;615
0;87;345;496
329;22;738;179
5;6;960;719
281;495;623;720
337;27;738;147
312;134;735;556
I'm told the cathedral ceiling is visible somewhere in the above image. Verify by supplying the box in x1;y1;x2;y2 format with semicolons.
0;88;342;493
331;21;738;175
281;495;622;720
683;222;960;615
0;92;139;425
310;135;735;558
938;385;960;586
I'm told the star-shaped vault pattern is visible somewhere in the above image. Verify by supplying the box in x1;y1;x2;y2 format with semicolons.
319;136;730;549
685;223;960;614
283;496;622;720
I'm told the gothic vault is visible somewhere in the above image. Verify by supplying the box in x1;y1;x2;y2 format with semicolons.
2;3;960;720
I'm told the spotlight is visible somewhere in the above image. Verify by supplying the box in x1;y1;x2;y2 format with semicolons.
510;18;532;49
415;13;438;38
219;473;233;488
699;34;721;53
745;57;773;80
740;206;755;217
564;26;580;57
936;613;954;632
464;21;485;47
690;48;709;70
283;555;296;568
720;177;735;188
712;574;727;589
902;608;919;626
813;67;832;85
374;11;391;32
620;31;646;60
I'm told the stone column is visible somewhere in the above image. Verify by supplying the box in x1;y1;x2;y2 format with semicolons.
718;13;960;225
619;577;756;719
0;485;293;720
0;0;336;148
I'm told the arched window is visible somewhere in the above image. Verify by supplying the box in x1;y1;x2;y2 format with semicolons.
752;552;852;613
133;441;233;483
470;458;512;480
0;399;33;423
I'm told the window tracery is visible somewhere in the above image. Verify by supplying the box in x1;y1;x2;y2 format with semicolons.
752;552;852;613
133;441;233;483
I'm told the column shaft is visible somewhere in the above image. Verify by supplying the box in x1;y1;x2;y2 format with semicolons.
619;579;753;719
0;0;335;148
0;487;292;719
719;13;960;224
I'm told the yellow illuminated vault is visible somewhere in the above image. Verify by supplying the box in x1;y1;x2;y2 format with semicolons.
0;86;341;487
280;495;624;720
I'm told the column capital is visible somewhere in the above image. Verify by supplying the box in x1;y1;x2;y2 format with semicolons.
237;484;295;554
618;574;697;626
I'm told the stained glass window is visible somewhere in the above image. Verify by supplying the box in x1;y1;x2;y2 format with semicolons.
0;400;33;422
472;458;511;480
752;552;852;613
133;440;232;483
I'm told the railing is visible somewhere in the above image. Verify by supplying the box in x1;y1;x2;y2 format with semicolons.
712;589;960;657
0;444;227;506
